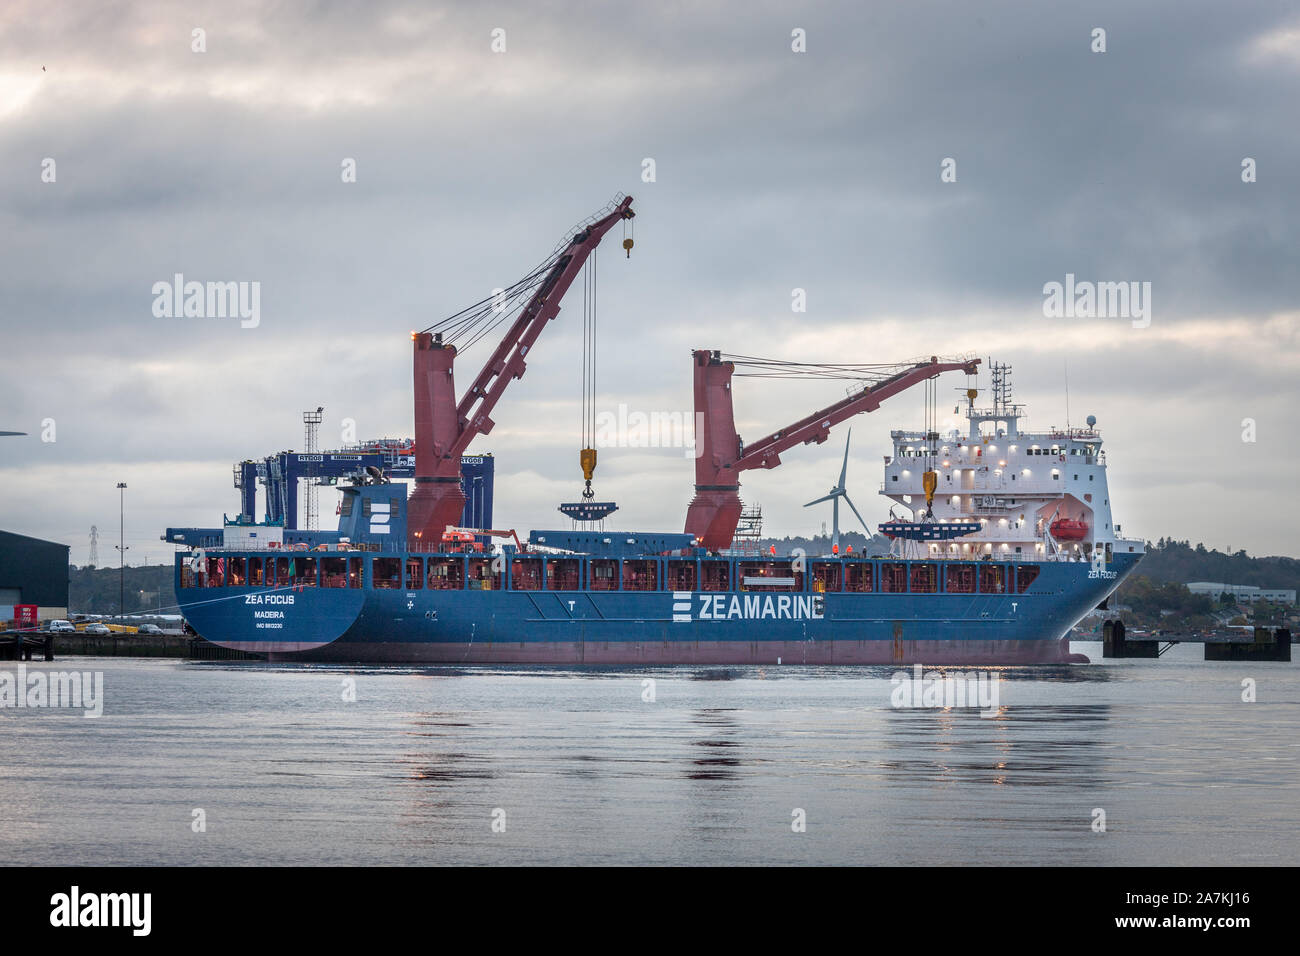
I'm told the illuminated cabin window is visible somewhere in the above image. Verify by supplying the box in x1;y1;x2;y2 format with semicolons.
322;556;348;588
845;562;873;593
546;558;581;590
978;565;1005;594
589;559;618;591
701;561;730;592
372;557;401;589
1016;565;1041;592
811;562;842;593
291;557;317;587
909;563;937;593
405;557;424;590
623;559;659;591
881;563;907;593
667;559;697;592
269;556;290;585
510;558;543;591
946;564;976;594
427;557;464;590
467;557;499;590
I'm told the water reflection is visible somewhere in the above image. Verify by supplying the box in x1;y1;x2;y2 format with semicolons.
685;708;744;781
20;659;1281;865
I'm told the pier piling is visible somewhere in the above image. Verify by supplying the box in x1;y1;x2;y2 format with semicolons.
1101;619;1158;658
1205;627;1291;662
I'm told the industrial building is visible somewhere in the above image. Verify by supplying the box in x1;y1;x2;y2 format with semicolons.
1186;581;1297;605
0;529;70;622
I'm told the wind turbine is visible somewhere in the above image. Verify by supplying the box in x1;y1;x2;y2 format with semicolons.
804;429;871;553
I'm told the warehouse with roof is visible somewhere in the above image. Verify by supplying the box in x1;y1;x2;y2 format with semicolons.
0;529;70;623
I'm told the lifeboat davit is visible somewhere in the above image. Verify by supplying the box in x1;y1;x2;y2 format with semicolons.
1050;518;1089;541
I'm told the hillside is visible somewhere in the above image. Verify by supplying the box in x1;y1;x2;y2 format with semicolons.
1131;538;1300;592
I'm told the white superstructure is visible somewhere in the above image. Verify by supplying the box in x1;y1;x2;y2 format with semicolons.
879;361;1144;563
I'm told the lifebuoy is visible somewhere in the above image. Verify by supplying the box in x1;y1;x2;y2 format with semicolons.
1059;454;1066;462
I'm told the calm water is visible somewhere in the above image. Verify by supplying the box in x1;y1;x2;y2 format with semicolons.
2;643;1296;866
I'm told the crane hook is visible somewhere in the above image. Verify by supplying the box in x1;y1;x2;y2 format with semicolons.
580;447;598;500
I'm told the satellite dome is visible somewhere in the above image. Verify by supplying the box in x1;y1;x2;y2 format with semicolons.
1086;414;1097;427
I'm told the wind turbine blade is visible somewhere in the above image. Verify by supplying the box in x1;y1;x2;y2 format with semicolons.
804;492;839;507
838;428;852;488
843;494;872;535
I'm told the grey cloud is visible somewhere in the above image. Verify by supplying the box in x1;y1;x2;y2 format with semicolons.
2;0;1297;556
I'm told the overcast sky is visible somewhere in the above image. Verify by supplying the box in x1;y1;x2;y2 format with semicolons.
2;0;1298;563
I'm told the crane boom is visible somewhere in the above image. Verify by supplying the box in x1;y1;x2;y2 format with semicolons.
451;195;634;450
407;196;635;548
684;350;980;551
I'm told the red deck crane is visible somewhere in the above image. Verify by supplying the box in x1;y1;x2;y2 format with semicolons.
407;196;635;548
684;350;981;551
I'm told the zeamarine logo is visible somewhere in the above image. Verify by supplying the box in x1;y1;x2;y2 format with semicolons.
0;664;103;718
683;593;825;621
890;664;1001;718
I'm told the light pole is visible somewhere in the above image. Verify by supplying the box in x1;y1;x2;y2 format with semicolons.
116;482;128;627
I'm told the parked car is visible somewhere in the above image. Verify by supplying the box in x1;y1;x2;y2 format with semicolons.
136;623;164;635
83;622;112;635
47;620;76;633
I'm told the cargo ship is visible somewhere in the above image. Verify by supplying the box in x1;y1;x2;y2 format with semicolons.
167;195;1142;664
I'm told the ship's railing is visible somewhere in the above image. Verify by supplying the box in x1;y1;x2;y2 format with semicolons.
178;544;1101;565
549;193;629;257
967;405;1026;420
206;542;385;553
877;550;1088;563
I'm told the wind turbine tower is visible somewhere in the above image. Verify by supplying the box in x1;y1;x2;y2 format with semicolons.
803;429;871;553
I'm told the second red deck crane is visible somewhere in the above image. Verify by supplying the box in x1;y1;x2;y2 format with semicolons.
684;350;981;551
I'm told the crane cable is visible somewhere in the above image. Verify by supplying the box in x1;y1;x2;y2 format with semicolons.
723;354;941;383
579;250;598;499
922;373;939;519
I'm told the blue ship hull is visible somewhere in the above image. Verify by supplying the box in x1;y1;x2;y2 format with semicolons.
176;550;1140;665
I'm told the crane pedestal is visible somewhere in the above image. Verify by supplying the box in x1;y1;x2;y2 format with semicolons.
685;487;743;552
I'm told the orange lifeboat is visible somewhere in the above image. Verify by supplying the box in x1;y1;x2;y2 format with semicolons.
1050;518;1089;541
